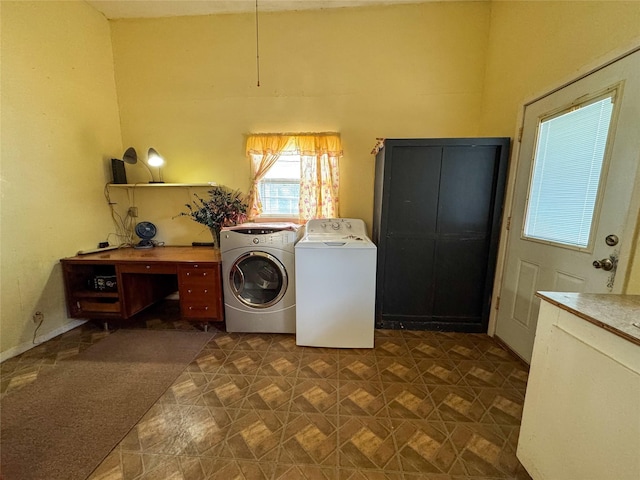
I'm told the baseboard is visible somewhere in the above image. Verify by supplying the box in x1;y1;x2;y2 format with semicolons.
0;319;87;363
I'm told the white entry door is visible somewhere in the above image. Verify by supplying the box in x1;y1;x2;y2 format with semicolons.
495;49;640;363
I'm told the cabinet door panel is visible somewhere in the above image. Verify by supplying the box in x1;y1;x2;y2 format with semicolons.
386;146;441;234
438;146;499;234
382;237;436;316
433;237;489;321
121;273;178;318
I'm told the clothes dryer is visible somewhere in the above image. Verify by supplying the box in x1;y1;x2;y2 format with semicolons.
220;223;303;333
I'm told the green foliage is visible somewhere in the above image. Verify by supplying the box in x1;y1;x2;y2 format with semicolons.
178;186;248;231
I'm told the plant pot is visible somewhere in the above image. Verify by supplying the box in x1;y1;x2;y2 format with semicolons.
210;227;221;249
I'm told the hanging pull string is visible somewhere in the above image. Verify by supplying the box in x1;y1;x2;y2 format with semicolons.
255;0;260;87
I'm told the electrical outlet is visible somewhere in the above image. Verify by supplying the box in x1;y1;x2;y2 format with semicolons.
128;207;138;217
33;311;44;324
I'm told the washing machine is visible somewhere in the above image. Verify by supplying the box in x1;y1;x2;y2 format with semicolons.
220;223;304;333
295;218;377;348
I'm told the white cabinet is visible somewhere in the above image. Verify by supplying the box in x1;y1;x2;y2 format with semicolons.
517;293;640;480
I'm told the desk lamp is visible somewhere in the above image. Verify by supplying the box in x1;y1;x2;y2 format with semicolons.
147;148;165;183
121;147;165;183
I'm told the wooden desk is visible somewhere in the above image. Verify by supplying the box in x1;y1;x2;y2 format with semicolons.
61;246;223;326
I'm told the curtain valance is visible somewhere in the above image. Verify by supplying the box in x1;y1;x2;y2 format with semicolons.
246;133;343;157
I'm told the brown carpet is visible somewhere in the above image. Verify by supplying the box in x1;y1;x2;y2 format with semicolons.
0;329;213;480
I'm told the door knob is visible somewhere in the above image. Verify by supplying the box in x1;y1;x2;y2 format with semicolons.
593;258;614;271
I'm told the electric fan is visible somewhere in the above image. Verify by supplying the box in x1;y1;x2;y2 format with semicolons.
134;221;157;249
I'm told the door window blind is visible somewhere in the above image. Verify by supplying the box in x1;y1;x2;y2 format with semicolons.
524;94;615;248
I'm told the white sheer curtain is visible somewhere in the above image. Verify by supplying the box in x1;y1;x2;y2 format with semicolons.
245;135;291;220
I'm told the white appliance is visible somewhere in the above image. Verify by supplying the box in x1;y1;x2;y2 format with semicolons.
295;218;377;348
220;223;303;333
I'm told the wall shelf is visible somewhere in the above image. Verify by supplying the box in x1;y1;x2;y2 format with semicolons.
107;183;216;188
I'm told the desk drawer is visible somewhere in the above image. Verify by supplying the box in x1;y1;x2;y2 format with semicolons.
179;267;217;282
119;263;177;274
182;285;216;301
182;303;218;319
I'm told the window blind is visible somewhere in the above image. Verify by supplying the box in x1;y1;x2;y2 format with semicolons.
524;95;614;248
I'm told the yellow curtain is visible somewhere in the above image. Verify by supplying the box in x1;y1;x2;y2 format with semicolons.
245;133;342;221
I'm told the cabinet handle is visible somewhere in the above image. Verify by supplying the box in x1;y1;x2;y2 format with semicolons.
204;289;208;293
193;264;199;268
146;265;151;269
203;272;207;276
186;272;190;276
187;289;192;293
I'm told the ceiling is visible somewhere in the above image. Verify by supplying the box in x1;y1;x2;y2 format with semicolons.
85;0;450;20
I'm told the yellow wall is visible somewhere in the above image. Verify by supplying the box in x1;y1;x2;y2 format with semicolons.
0;1;122;356
628;209;640;293
109;1;491;244
481;1;640;136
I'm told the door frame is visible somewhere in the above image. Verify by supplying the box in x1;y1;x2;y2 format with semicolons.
488;42;640;338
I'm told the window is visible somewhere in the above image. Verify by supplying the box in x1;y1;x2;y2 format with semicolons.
257;153;300;217
523;93;615;248
246;133;342;221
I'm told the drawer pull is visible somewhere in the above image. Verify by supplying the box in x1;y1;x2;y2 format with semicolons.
188;306;209;311
185;271;210;277
146;265;151;269
187;289;192;293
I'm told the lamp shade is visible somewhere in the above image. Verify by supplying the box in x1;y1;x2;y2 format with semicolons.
147;148;164;167
122;147;138;164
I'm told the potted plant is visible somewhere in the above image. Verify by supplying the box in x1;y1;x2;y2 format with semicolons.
177;186;248;247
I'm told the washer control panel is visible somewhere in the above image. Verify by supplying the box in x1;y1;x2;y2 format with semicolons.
306;218;368;237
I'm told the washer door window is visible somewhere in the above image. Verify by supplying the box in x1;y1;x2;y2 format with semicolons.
229;252;288;308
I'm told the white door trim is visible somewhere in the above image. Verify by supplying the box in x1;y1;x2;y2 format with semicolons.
487;40;640;338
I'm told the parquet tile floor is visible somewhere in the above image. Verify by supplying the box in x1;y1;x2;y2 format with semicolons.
0;301;532;480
